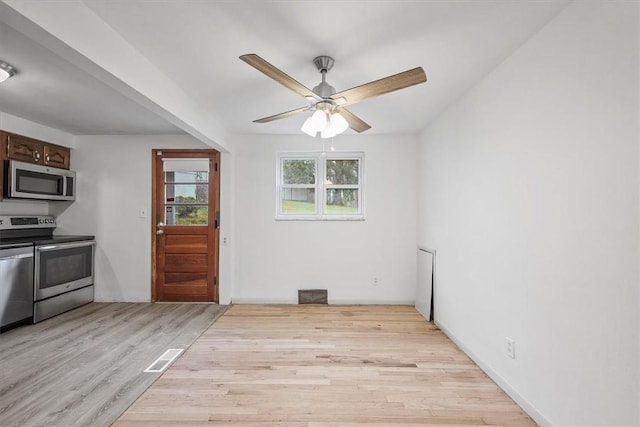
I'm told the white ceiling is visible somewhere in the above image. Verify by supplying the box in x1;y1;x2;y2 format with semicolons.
0;1;570;137
0;16;184;135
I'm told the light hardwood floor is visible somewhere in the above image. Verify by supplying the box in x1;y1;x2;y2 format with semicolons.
115;305;535;426
0;302;227;427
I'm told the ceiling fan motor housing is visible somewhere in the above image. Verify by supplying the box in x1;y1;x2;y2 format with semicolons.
313;82;336;98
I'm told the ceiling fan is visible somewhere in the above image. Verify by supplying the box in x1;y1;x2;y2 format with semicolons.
240;54;427;137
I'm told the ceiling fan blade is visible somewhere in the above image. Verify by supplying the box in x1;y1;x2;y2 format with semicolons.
253;106;309;123
331;67;427;106
240;54;322;101
336;107;371;133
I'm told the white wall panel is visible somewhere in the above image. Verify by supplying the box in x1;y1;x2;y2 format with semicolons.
417;1;638;424
233;134;417;304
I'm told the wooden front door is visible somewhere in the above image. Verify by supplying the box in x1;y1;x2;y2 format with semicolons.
152;149;220;302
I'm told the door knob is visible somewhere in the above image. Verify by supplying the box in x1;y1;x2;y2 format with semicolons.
156;229;164;235
157;222;164;228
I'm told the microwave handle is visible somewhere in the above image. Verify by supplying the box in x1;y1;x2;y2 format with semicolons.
37;241;96;252
63;175;74;198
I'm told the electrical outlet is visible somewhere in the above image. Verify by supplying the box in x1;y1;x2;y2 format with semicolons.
373;277;379;286
506;337;515;359
222;237;229;245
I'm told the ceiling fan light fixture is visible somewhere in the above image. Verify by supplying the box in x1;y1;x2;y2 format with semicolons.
0;61;16;83
301;109;349;139
310;109;328;130
318;111;347;139
301;116;317;137
330;112;349;134
320;126;337;139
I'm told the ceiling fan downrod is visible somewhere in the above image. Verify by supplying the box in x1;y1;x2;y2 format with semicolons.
312;55;336;99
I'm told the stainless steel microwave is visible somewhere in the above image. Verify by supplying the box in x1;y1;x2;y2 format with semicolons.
3;160;76;201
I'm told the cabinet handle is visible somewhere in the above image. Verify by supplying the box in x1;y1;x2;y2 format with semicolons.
46;155;50;163
35;151;40;160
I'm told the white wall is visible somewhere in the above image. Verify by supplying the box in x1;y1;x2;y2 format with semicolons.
0;112;74;216
53;135;233;304
233;134;416;304
417;1;638;425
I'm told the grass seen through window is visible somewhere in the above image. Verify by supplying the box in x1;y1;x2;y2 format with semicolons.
282;200;358;214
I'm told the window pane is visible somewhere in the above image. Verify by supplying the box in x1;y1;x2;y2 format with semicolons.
165;183;209;203
325;159;358;185
283;159;316;184
165;205;208;225
326;189;359;214
164;169;209;225
281;188;315;213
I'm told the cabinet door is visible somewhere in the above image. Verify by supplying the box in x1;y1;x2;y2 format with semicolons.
6;133;44;164
43;144;71;169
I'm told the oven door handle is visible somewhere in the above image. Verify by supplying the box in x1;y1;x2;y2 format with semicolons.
37;241;96;252
0;253;34;261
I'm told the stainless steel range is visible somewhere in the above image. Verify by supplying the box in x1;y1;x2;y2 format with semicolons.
0;215;95;328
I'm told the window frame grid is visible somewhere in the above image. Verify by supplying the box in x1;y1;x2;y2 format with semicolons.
276;152;365;221
163;171;211;226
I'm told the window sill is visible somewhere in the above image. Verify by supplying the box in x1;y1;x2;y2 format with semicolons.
275;215;365;221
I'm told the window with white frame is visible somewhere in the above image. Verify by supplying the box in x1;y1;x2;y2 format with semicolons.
276;152;365;220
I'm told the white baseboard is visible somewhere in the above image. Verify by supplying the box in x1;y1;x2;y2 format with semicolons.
435;319;551;427
231;298;298;304
329;299;414;305
231;298;415;305
93;296;150;303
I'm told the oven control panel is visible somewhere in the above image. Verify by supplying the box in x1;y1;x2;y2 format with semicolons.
0;215;56;230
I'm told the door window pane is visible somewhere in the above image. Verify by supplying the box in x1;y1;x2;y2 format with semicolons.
165;184;209;203
173;206;209;225
166;171;209;183
164;170;209;226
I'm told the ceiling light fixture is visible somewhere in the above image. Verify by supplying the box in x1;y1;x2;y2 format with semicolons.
300;100;349;139
0;61;16;83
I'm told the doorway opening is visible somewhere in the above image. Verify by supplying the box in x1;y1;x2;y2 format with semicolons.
151;149;220;302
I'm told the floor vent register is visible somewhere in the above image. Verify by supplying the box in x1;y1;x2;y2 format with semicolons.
144;348;184;373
